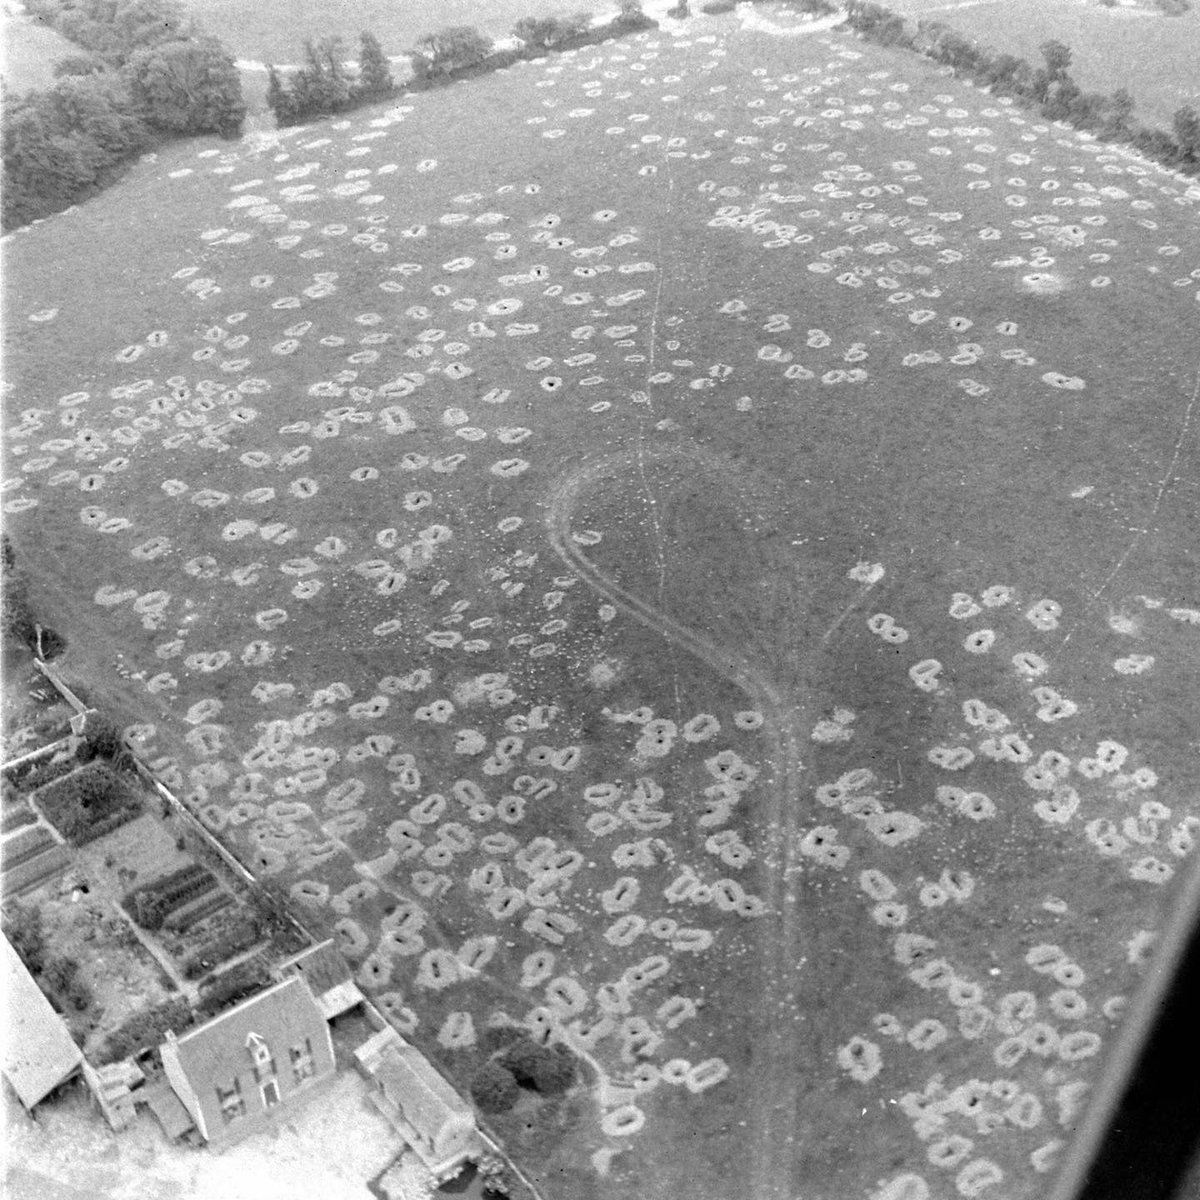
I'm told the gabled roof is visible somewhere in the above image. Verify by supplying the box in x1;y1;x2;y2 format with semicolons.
164;975;323;1090
272;939;352;996
272;939;363;1018
1;933;83;1109
373;1037;474;1145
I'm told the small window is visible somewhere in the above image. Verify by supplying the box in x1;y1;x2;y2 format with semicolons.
248;1033;275;1079
217;1080;245;1124
262;1078;281;1108
290;1038;315;1083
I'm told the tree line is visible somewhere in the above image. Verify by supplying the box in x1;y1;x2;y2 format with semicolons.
2;0;245;230
841;0;1200;175
265;2;658;127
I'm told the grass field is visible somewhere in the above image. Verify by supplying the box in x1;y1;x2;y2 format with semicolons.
884;0;1200;129
3;7;1200;1199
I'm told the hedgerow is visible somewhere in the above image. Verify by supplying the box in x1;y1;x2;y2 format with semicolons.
842;0;1200;175
99;996;193;1063
266;4;661;129
1;1;243;231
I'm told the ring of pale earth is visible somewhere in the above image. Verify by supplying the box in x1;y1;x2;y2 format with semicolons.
4;8;1200;1200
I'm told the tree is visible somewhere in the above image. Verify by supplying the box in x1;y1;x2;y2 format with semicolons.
265;65;296;125
289;37;352;117
354;31;393;102
1172;105;1200;164
80;712;130;764
1100;88;1136;139
513;16;565;48
470;1061;521;1113
410;26;492;79
500;1038;578;1095
1039;38;1072;79
125;36;245;137
46;72;151;158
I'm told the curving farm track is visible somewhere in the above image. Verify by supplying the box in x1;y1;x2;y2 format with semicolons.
544;443;810;1200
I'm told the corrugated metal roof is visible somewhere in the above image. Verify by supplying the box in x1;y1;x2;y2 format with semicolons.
1;934;83;1109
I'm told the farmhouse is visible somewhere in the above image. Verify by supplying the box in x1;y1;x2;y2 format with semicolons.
159;974;335;1144
1;932;84;1111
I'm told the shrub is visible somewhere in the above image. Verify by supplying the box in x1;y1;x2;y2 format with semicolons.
35;761;140;843
17;755;75;793
513;16;567;48
470;1060;521;1113
125;864;216;930
410;26;492;79
666;0;690;16
78;712;130;763
500;1038;578;1095
612;0;656;30
41;955;92;1011
3;902;47;974
700;0;737;12
265;65;297;125
99;996;192;1063
125;36;245;137
196;958;269;1015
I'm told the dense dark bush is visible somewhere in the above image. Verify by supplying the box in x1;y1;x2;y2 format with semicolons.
125;36;245;137
470;1060;521;1113
99;996;192;1063
35;761;140;843
196;957;269;1015
3;901;47;974
78;712;130;764
500;1038;578;1095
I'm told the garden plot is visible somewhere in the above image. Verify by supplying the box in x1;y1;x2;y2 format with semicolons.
3;12;1200;1200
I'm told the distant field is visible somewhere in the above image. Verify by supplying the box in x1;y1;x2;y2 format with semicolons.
4;8;1200;1200
179;0;616;63
885;0;1200;128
